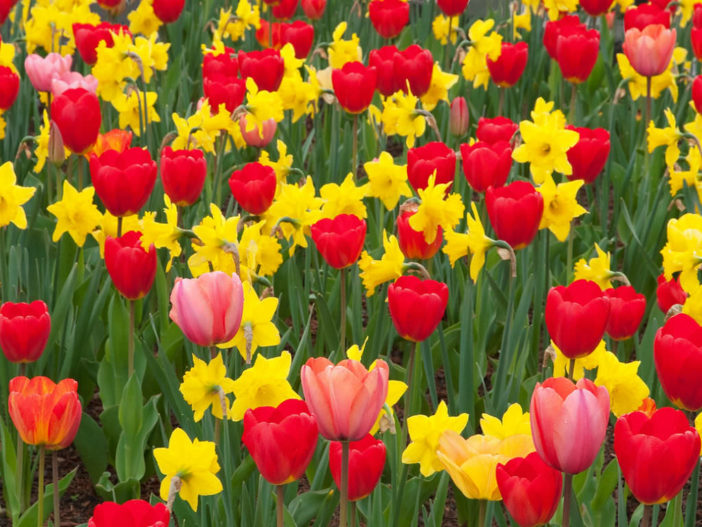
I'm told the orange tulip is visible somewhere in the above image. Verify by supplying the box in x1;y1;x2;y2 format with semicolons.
622;24;676;78
8;376;82;450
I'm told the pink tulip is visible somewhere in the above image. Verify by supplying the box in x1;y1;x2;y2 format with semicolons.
169;271;244;347
300;357;389;441
51;71;98;97
239;115;276;148
530;377;610;474
24;53;72;93
622;24;676;77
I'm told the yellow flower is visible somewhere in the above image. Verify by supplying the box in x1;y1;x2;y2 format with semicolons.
140;197;181;271
512;7;532;40
92;32;139;103
461;19;502;90
33;110;69;174
660;213;702;293
537;174;587;242
669;146;701;197
695;413;702;455
364;152;412;210
443;202;494;280
130;34;170;83
432;14;459;45
218;282;280;361
0;162;35;230
244;77;285;137
171;102;221;153
381;91;426;148
574;243;616;289
278;73;318;122
682;284;702;324
679;0;700;26
443;229;470;267
92;212;140;258
153;428;222;511
229;351;300;421
259;140;294;185
358;231;405;296
188;204;241;277
239;220;283;278
614;0;634;11
551;339;606;379
320;173;369;219
328;22;362;69
215;0;260;42
594;351;650;417
480;403;532;441
685;112;702;148
409;175;465;244
513;98;580;184
128;0;162;37
402;400;469;477
47;181;102;246
648;108;682;169
0;41;17;73
420;64;458;112
616;53;679;103
543;0;579;20
180;353;236;422
111;90;160;136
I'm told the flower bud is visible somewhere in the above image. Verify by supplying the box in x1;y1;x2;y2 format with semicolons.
449;97;469;137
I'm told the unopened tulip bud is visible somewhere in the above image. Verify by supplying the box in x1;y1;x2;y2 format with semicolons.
449;97;469;137
48;120;65;165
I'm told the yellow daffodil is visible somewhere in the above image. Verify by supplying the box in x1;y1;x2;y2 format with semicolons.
443;202;494;280
153;428;222;511
239;220;283;279
461;19;502;90
188;204;241;277
421;64;458;112
409;175;465;244
512;7;531;40
443;229;470;267
648;108;682;168
364;152;412;210
551;339;606;379
381;91;426;148
543;0;579;20
264;177;322;255
402;400;469;477
213;1;260;42
616;51;682;103
328;22;362;69
128;0;162;37
92;33;140;103
679;0;700;26
695;413;702;455
259;140;294;185
594;351;650;417
244;77;285;135
0;162;35;230
614;0;635;11
140;197;182;271
480;403;532;441
320;173;369;219
358;231;405;296
111;90;161;136
92;212;141;257
660;213;702;293
180;353;236;422
278;73;318;123
432;15;459;45
0;41;17;73
130;34;170;83
682;284;702;324
574;243;616;289
47;181;102;246
537;174;587;241
669;146;701;198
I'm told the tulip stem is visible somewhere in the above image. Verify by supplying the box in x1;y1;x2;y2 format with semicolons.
444;15;453;71
478;500;486;527
568;359;575;380
276;485;284;527
498;87;505;116
352;114;359;177
117;216;123;238
339;268;347;354
340;440;350;527
351;502;357;527
563;473;573;527
645;76;652;129
37;447;45;527
52;451;59;527
642;505;652;527
128;300;135;377
16;438;24;514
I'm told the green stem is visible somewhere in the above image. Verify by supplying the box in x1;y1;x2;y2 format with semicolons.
563;473;573;527
351;502;357;527
339;268;347;353
568;358;575;380
352;114;358;177
498;87;505;116
276;485;284;527
16;437;23;514
128;300;135;377
0;226;5;301
642;505;652;527
52;451;59;527
340;441;349;527
37;447;45;527
478;500;487;527
645;75;652;129
566;229;574;283
569;83;577;124
444;15;453;71
213;133;227;207
117;216;123;238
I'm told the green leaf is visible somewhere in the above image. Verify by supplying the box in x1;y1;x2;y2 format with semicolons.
118;374;143;437
592;459;619;511
73;413;109;484
16;467;77;527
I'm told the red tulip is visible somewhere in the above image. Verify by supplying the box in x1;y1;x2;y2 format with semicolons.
623;25;676;77
545;279;610;359
369;46;401;96
279;21;314;58
300;357;389;441
460;140;512;193
90;147;158;217
8;376;82;450
238;49;285;92
51;88;101;154
694;3;702;28
160;147;206;207
692;27;702;61
654;314;702;411
615;408;701;504
73;23;130;65
436;0;469;16
0;66;18;110
368;0;409;39
544;15;586;59
656;273;686;313
556;28;600;84
329;434;386;501
310;214;367;269
496;452;562;527
530;377;610;474
301;0;325;19
449;97;469;137
88;500;170;527
0;301;51;364
624;3;670;31
152;0;184;22
104;231;157;301
93;129;133;157
476;116;518;144
0;0;18;24
272;0;298;20
605;286;646;341
693;77;702;115
406;141;456;191
202;49;238;79
228;162;277;215
255;20;283;49
387;275;448;342
242;399;318;485
203;76;246;113
486;42;528;88
396;207;442;260
332;61;377;114
579;0;615;16
394;45;433;97
565;126;610;184
485;181;543;249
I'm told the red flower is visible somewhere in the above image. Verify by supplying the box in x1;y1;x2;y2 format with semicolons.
654;314;702;411
545;280;610;359
329;434;386;501
151;0;184;22
579;0;615;16
242;399;318;485
496;452;562;527
90;147;158;217
449;97;469;137
476;116;518;144
565;126;610;184
369;46;401;96
72;23;129;65
486;42;528;88
543;15;586;59
396;208;443;260
624;3;670;31
105;231;157;301
301;0;325;19
406;141;456;192
460;140;512;193
0;301;51;364
694;3;702;27
556;28;600;84
387;275;448;342
272;0;299;20
436;0;469;16
279;21;314;58
332;62;377;114
0;66;18;110
310;214;367;269
203;76;246;113
238;49;285;92
0;0;18;24
394;45;433;97
368;0;409;39
692;27;702;61
88;500;170;527
605;286;646;341
160;147;207;207
485;181;543;249
202;49;238;79
615;408;701;505
51;88;101;154
93;129;132;157
228;162;277;215
656;273;686;313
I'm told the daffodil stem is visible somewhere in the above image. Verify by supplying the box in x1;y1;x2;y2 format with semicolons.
16;437;24;514
214;133;227;208
276;485;284;527
352;114;359;177
568;358;575;381
563;473;573;527
37;447;45;527
478;500;487;527
340;440;350;527
52;451;59;527
569;83;577;124
642;505;652;527
0;226;5;301
77;155;83;190
444;15;453;71
339;268;346;354
128;299;135;377
566;230;574;283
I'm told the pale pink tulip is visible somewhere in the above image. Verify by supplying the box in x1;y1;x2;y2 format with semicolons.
622;24;676;78
239;115;277;148
301;357;389;441
24;53;72;93
51;71;98;97
530;377;609;474
169;271;244;347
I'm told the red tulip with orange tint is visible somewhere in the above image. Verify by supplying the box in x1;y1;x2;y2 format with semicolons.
396;207;443;260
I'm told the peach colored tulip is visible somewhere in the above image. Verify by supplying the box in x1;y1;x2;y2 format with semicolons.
169;271;244;347
238;115;276;148
622;24;676;78
301;357;389;441
530;377;609;474
51;71;98;97
24;53;72;93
